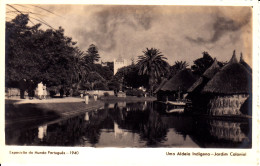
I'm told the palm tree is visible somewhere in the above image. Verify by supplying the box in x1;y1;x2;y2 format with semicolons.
137;48;169;93
169;61;189;77
70;47;90;92
174;61;189;70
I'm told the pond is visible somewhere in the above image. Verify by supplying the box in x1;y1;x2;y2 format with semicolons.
5;101;252;148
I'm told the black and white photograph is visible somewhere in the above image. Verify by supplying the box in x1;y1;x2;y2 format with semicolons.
1;1;259;165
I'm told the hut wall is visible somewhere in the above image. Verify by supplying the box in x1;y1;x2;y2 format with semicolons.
156;91;177;102
157;91;168;102
209;120;249;142
208;94;249;116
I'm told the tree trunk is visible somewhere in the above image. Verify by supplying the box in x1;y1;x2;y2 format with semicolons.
149;68;155;96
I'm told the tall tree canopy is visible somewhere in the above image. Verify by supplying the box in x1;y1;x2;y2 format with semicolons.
191;52;214;76
84;44;100;64
114;64;149;89
137;48;169;92
6;14;81;87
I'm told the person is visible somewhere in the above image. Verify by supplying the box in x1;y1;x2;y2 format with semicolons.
60;87;64;98
28;80;35;100
19;78;27;99
43;84;47;99
37;81;43;100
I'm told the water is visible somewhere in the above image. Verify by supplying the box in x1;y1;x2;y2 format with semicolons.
5;102;252;148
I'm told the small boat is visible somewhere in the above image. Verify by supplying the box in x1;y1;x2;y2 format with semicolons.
166;108;184;113
166;101;186;106
165;101;186;113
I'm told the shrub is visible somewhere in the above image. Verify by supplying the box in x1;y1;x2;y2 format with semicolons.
126;89;144;97
137;93;143;97
49;90;56;97
72;90;80;97
104;92;110;97
94;82;108;90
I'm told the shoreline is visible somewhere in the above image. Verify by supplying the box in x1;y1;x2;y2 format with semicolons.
5;96;155;128
100;96;156;103
5;97;104;129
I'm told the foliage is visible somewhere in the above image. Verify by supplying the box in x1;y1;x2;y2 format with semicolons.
84;44;100;64
126;89;145;96
80;71;108;90
191;52;214;76
89;64;113;81
168;61;189;78
107;79;120;90
103;92;110;97
5;14;81;87
114;64;149;89
137;48;169;92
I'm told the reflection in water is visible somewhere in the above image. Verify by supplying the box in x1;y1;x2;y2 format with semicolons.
38;125;47;141
5;102;251;148
209;120;249;142
139;109;168;146
114;122;126;139
84;112;89;121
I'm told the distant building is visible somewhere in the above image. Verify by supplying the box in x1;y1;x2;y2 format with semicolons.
113;56;127;75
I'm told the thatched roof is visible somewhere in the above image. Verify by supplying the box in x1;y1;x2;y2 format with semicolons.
154;78;168;93
188;59;220;93
202;54;252;94
240;53;252;73
160;69;197;92
203;59;221;79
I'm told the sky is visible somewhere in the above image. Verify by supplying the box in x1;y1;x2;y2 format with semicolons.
6;5;253;66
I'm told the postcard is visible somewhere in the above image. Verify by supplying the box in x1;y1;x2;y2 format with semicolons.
0;0;259;165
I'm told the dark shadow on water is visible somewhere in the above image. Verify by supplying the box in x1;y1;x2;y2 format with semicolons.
5;103;61;145
5;101;252;148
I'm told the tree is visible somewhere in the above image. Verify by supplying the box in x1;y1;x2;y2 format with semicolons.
168;61;189;78
85;44;100;64
114;64;149;89
5;14;45;87
5;14;81;87
191;52;214;76
81;71;108;90
90;64;113;81
137;48;169;92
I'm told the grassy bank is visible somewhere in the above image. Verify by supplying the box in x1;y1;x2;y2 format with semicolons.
5;99;104;131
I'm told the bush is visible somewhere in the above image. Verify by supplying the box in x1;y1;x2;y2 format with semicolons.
94;82;108;90
126;89;144;97
137;93;143;97
104;92;110;97
49;90;56;97
72;90;81;97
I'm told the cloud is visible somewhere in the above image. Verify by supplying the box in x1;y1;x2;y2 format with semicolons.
186;11;251;44
74;6;156;52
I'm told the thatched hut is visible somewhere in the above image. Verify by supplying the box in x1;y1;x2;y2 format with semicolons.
188;58;221;93
157;69;197;102
209;120;250;142
240;53;252;73
187;59;221;112
202;53;252;116
154;78;168;101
